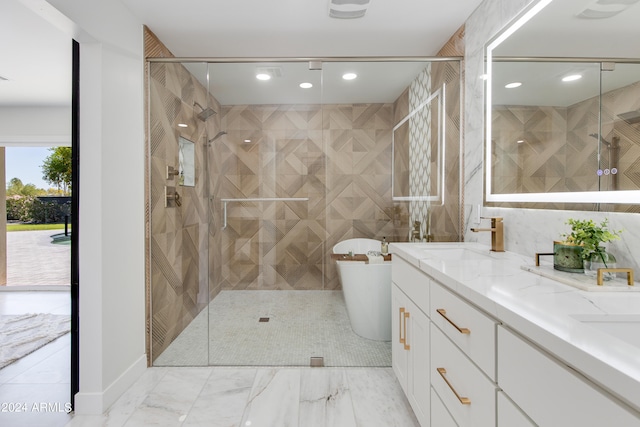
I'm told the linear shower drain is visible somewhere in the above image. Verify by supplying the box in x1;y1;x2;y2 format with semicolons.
310;357;324;367
258;317;270;322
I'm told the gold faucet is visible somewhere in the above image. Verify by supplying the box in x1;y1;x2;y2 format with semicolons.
410;220;421;242
471;217;504;252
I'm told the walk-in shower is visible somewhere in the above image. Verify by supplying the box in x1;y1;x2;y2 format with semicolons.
147;58;463;367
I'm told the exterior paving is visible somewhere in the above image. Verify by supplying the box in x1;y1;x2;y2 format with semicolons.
6;230;70;286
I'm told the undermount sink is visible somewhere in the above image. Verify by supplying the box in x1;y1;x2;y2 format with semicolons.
570;314;640;349
422;247;495;261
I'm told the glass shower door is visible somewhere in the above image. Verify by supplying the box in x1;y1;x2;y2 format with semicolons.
149;61;212;366
207;62;326;365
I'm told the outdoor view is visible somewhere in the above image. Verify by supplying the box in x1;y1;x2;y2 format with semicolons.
0;145;73;426
5;146;71;286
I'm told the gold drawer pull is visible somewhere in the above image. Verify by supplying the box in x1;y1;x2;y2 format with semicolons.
399;307;405;344
403;311;410;351
436;309;470;334
597;268;634;286
437;368;471;405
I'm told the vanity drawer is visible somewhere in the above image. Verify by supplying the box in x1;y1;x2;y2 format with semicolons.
431;324;497;427
430;281;497;380
392;256;430;310
431;387;458;427
497;391;535;427
498;326;640;426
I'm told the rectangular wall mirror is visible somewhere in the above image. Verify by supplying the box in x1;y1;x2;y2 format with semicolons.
179;136;195;187
485;0;640;211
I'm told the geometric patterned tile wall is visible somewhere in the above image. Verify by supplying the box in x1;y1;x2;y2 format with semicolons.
409;66;433;241
220;103;409;291
491;79;640;212
149;61;224;361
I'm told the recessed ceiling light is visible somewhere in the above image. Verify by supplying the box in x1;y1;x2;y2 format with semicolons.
299;82;313;89
256;73;271;81
562;74;582;82
342;73;357;80
517;139;525;144
244;139;252;143
505;82;522;89
178;123;188;128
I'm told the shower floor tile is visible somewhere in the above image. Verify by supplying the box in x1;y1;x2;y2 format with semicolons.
154;290;391;367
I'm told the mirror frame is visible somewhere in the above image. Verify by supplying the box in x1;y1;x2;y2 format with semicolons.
484;0;640;205
392;87;445;203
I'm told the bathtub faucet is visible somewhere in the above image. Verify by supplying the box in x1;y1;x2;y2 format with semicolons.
410;221;421;242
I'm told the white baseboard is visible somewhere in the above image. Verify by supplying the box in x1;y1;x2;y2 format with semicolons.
73;354;147;415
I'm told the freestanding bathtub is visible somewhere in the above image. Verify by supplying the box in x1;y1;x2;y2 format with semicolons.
333;238;391;341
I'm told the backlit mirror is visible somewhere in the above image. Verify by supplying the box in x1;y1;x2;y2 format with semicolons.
392;88;444;203
485;0;640;209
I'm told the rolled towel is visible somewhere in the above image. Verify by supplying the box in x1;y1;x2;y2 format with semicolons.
366;250;384;264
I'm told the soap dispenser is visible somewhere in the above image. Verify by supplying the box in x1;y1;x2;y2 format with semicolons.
381;237;389;255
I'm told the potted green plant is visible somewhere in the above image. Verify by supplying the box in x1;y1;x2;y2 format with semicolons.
562;218;622;279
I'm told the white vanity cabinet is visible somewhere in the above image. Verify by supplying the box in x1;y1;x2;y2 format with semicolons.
392;256;498;427
498;326;640;427
429;280;498;427
391;244;640;427
431;387;459;427
392;258;431;427
431;324;497;427
497;392;535;427
430;281;496;380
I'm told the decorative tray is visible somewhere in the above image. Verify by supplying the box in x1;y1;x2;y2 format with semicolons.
521;264;639;292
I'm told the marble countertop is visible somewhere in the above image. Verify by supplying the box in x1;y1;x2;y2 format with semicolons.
389;242;640;412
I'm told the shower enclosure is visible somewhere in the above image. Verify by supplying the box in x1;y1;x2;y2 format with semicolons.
147;58;463;366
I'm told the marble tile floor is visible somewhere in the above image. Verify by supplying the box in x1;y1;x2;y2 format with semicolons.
0;290;72;427
154;290;392;367
66;366;420;427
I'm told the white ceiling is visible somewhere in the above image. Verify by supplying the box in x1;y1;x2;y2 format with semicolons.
122;0;482;58
1;0;484;108
0;0;71;107
5;0;639;109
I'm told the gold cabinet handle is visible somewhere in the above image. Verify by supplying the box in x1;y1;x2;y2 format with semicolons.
437;368;471;405
403;311;410;350
399;307;405;344
436;309;470;334
597;268;634;286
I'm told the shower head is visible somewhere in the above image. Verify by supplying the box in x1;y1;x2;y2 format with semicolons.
618;110;640;125
208;131;227;143
194;101;217;121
